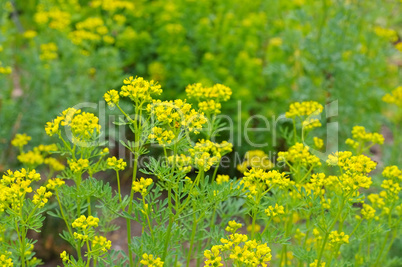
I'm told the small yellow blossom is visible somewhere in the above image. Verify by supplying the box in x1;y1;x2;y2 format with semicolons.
216;174;229;184
68;158;89;173
106;157;127;171
32;186;53;208
11;133;31;148
140;253;164;267
46;178;65;190
0;252;13;267
265;204;285;217
104;89;120;107
237;150;273;173
285;101;323;118
72;215;99;230
328;231;349;245
383;86;402;107
132;178;153;196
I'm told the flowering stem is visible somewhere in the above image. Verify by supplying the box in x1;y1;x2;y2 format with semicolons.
116;170;122;203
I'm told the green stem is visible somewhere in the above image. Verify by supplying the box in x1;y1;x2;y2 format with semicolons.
116;170;122;203
186;209;198;266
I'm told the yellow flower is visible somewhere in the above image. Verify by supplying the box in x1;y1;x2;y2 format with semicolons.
302;118;322;130
132;178;153;196
204;245;223;267
106;157;127;171
44;157;65;171
46;108;86;137
23;30;37;39
68;159;89;173
361;204;376;220
92;235;112;252
313;137;324;149
382;165;402;180
310;260;326;267
46;178;65;190
383;86;402;107
32;186;52;208
148;127;175;146
225;220;242;233
0;252;13;267
168;154;192;173
60;251;70;263
216;175;229;185
278;143;321;167
72;215;99;230
140;253;164;267
0;169;41;212
11;133;31;148
188;140;232;171
374;26;398;42
285;101;323;118
39;43;58;61
265;204;285;217
186;83;232;102
104;89;120;107
147;99;207;134
328;231;349;245
120;76;162;103
237;150;273;173
17;150;44;166
198;99;222;114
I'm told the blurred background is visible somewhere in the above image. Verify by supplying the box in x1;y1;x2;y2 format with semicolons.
0;0;401;174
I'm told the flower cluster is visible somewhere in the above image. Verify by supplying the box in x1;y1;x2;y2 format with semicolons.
120;76;162;103
216;174;230;185
0;169;41;212
313;137;324;149
104;89;120;107
140;253;164;267
328;231;349;246
92;235;112;253
69;17;115;45
285;101;323;118
383;86;402;107
148;127;176;146
34;6;71;31
345;126;384;149
46;178;65;190
32;186;53;208
186;83;232;102
278;143;321;167
204;221;272;267
374;26;398;42
188;140;232;171
265;204;285;218
72;215;99;230
148;99;207;134
44;157;65;171
106;157;127;171
186;83;232;115
237;150;273;173
132;178;153;196
361;204;376;220
68;158;90;173
45;108;101;142
11;133;31;148
168;154;193;173
0;252;13;267
39;43;58;61
241;168;293;198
